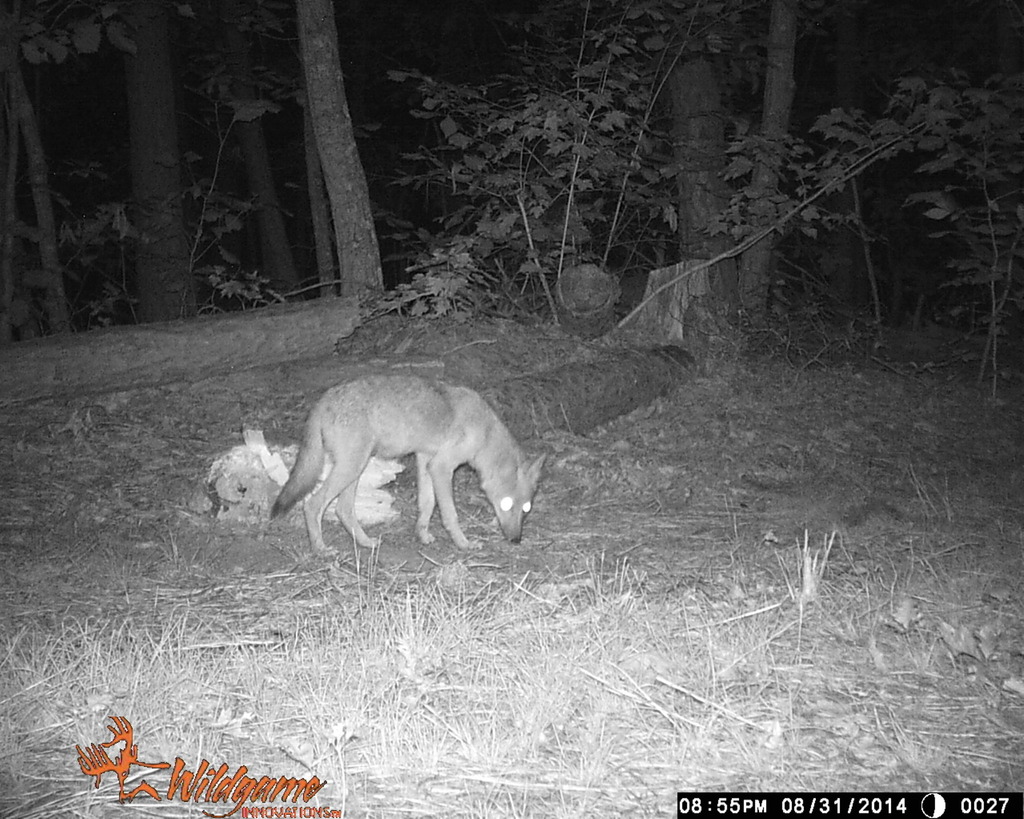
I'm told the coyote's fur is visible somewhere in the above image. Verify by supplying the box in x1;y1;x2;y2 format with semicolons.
271;375;545;552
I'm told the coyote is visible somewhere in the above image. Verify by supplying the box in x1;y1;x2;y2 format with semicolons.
271;375;545;552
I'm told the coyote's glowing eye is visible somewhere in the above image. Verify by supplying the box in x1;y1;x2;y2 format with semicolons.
499;497;514;512
522;501;532;514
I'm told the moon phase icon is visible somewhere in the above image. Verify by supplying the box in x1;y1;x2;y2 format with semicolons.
922;793;946;818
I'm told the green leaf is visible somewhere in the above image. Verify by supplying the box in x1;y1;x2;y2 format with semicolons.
72;22;101;54
231;99;278;122
105;21;135;55
440;116;460;139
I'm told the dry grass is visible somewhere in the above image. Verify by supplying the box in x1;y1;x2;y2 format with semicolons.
5;529;1021;817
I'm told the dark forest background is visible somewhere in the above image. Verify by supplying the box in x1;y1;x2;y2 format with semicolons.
1;0;1021;350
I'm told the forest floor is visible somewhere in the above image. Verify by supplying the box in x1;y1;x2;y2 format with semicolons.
1;315;1022;817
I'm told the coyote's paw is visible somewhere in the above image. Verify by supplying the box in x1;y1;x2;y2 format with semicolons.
416;527;436;546
453;536;482;552
309;537;332;555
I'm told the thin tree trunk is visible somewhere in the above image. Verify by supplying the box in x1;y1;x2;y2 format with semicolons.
832;0;867;310
124;0;195;322
0;71;17;343
220;0;300;290
996;0;1022;75
303;90;337;295
10;65;69;333
296;0;381;296
738;0;798;316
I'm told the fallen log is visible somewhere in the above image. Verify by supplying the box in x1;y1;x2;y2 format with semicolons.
485;345;695;439
0;296;359;405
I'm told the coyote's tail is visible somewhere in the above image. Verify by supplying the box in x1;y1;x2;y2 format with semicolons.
270;419;325;519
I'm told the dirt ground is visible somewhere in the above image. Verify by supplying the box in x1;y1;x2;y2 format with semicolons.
2;315;1023;809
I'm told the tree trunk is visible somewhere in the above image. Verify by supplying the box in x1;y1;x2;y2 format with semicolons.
124;0;196;322
0;48;17;344
738;0;798;316
219;0;300;291
672;61;730;261
996;0;1022;75
627;60;737;349
9;64;69;334
674;60;738;343
831;0;867;310
296;0;382;297
0;296;360;405
303;89;337;295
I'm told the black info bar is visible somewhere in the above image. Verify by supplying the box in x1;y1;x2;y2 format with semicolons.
676;793;1022;819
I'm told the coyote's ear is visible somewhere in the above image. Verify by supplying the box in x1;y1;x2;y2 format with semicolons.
525;453;546;482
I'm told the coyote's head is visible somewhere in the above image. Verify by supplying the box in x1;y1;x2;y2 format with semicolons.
482;453;546;544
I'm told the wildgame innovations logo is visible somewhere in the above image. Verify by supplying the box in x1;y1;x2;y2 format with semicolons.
75;716;332;817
